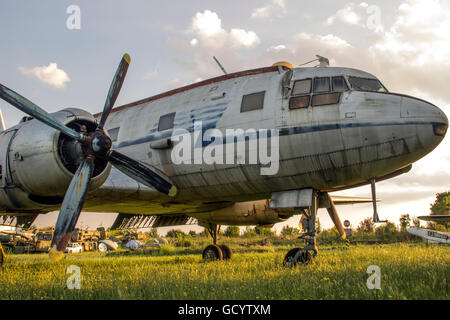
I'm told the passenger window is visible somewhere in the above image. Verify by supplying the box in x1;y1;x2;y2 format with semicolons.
311;93;341;106
292;79;311;96
314;77;330;93
241;91;265;112
107;127;120;142
289;96;310;109
332;76;348;92
158;112;176;131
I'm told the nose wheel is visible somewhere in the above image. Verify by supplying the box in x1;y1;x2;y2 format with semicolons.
202;223;233;261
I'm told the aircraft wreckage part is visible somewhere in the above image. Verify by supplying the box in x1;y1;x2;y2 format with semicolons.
50;157;94;255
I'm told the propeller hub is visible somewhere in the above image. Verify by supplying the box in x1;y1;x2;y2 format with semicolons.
90;132;112;156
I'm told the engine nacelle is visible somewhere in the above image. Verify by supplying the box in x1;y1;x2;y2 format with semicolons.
191;200;294;226
0;108;111;211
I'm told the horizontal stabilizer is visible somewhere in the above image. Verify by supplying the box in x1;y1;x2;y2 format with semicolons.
418;215;450;224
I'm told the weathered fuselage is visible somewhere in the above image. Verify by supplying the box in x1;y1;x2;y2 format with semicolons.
0;65;447;226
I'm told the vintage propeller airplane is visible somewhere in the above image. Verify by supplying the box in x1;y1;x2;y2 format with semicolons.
0;53;447;267
407;215;450;244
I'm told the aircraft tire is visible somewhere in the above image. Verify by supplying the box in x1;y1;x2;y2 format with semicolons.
202;244;223;261
283;248;313;266
218;245;232;260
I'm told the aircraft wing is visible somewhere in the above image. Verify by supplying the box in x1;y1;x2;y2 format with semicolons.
330;195;377;205
418;215;450;224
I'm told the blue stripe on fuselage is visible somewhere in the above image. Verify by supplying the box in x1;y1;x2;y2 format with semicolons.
114;120;443;149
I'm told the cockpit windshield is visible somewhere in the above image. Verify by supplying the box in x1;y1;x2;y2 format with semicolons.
348;76;387;92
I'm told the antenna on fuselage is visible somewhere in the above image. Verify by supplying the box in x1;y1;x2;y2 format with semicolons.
298;55;330;67
316;55;330;67
213;56;228;75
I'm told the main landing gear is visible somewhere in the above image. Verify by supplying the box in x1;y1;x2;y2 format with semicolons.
202;223;232;261
283;190;319;266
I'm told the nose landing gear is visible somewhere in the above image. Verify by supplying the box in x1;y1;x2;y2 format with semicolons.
202;223;232;261
283;190;319;266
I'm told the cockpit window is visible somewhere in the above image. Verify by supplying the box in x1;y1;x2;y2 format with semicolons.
332;76;348;92
292;79;311;95
313;77;330;93
348;76;387;92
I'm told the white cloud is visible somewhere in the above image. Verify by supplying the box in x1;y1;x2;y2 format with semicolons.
18;63;70;88
192;10;223;37
251;0;286;20
327;3;365;26
189;10;260;49
230;29;260;48
267;44;287;53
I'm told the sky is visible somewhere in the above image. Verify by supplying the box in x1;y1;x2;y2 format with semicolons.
0;0;449;234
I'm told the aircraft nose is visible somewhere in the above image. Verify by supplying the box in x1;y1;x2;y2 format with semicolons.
401;96;448;151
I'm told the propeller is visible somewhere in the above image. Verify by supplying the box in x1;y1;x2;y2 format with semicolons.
0;54;178;260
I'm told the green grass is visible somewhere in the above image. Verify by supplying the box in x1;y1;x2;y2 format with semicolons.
0;243;448;300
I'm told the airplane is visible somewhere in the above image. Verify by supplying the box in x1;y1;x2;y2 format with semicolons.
407;215;450;244
0;53;447;267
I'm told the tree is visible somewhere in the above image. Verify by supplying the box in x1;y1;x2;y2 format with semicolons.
399;214;411;232
224;226;240;237
412;217;421;228
242;227;258;237
375;221;397;241
357;217;375;233
430;191;450;216
166;229;186;238
255;226;274;236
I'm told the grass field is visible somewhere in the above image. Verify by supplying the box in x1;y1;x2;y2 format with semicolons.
0;242;448;300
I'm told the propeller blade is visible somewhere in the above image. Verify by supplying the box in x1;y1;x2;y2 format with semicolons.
0;83;83;141
97;53;131;130
108;150;178;197
49;157;94;261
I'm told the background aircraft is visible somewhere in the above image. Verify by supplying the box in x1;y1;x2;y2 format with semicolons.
407;215;450;244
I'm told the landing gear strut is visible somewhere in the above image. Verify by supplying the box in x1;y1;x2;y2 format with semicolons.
283;190;319;266
202;223;232;261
